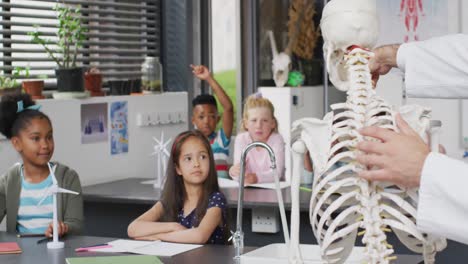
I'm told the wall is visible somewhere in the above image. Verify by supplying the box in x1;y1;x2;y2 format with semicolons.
0;93;189;186
374;1;468;162
260;86;324;182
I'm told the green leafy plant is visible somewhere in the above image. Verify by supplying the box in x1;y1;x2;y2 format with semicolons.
29;4;87;68
0;67;29;90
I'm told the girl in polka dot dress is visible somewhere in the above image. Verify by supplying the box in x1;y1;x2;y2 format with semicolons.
128;130;230;244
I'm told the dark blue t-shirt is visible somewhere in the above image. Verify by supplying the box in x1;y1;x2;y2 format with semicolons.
177;191;228;244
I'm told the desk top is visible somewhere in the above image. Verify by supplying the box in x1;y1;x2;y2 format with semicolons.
82;178;312;211
0;232;422;264
0;232;254;264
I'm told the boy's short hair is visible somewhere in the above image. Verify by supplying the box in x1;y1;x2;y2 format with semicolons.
192;94;217;110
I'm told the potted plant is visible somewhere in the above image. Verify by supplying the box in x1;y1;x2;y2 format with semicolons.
29;3;87;93
84;67;104;97
0;67;27;97
22;72;48;100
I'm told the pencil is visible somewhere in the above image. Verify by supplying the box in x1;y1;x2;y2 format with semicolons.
37;237;52;244
17;233;44;238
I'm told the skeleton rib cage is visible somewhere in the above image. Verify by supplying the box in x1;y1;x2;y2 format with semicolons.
291;48;446;264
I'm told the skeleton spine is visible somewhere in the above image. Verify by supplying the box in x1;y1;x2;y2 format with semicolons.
346;48;393;263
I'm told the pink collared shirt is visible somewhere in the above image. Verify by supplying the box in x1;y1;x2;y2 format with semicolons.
230;132;285;183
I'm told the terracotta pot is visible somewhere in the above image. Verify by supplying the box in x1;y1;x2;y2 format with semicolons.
22;80;45;100
84;72;103;95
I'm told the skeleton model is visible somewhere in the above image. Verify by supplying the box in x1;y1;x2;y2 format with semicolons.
151;132;171;188
400;0;424;42
289;0;446;263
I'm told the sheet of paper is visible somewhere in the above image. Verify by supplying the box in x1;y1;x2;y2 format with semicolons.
218;178;290;190
140;179;156;185
248;181;290;189
89;239;202;257
131;241;202;257
89;239;154;253
217;178;241;188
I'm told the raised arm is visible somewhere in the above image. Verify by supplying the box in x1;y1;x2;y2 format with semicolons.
127;202;186;238
191;64;234;138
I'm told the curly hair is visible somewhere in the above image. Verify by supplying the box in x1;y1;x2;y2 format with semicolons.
0;94;51;139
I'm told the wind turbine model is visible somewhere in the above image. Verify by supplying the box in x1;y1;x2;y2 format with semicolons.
151;132;172;188
38;163;79;249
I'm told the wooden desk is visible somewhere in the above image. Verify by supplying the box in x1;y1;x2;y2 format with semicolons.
0;232;424;264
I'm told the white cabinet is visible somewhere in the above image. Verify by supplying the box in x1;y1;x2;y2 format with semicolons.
259;86;324;182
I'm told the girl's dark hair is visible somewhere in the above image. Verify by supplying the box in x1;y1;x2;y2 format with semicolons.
160;130;230;243
0;93;51;139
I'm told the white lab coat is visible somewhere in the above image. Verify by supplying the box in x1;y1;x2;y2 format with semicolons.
397;34;468;244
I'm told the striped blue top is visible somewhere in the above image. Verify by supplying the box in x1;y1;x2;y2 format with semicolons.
17;167;53;234
208;128;231;179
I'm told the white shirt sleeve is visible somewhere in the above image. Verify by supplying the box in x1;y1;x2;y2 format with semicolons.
397;34;468;99
417;152;468;244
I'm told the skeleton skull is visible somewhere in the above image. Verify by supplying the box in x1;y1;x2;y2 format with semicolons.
321;0;379;91
268;30;291;87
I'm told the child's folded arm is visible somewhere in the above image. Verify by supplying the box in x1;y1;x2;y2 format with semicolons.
127;202;184;238
153;207;223;244
128;221;184;239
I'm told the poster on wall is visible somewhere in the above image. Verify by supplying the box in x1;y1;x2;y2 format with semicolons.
110;101;129;155
376;0;448;45
81;103;108;144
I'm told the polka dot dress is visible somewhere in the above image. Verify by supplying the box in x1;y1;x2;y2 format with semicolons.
177;191;227;244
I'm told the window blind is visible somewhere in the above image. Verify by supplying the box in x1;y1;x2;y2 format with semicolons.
0;0;160;87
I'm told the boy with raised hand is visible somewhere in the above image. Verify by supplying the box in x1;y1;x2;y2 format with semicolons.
191;64;234;179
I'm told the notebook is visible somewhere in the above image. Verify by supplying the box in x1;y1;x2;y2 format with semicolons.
0;242;22;255
66;255;162;264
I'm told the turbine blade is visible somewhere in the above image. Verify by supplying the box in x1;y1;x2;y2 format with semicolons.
56;187;79;195
37;189;53;205
163;149;170;157
163;139;172;148
47;162;58;185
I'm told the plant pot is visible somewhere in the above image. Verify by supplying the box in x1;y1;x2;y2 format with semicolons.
84;72;103;96
55;67;84;92
22;80;45;100
0;87;22;97
109;80;131;95
130;79;142;94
